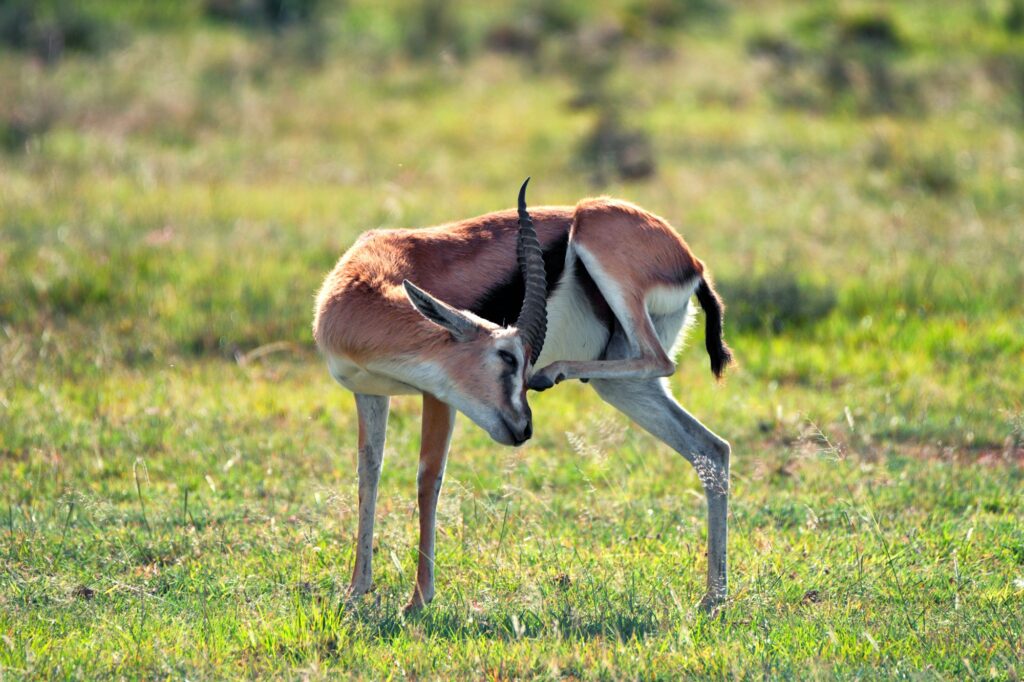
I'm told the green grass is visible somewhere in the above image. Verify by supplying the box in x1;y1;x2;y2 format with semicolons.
2;0;1023;678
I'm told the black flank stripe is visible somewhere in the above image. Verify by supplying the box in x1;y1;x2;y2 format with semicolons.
470;232;569;327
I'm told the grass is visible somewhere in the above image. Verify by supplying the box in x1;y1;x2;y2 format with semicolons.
2;0;1023;678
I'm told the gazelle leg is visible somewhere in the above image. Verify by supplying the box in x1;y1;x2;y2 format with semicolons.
529;354;673;388
590;377;730;612
405;393;455;613
349;393;390;598
530;284;676;390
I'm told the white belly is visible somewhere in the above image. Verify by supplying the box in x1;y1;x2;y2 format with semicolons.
325;353;421;396
533;270;610;368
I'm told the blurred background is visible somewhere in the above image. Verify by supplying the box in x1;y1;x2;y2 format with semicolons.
2;0;1022;448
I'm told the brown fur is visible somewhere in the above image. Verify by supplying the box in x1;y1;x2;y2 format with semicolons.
313;200;712;383
313;208;574;363
571;198;702;288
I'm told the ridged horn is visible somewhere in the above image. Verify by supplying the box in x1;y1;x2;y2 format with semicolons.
514;177;548;365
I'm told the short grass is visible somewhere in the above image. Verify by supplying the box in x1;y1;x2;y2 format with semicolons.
2;0;1023;678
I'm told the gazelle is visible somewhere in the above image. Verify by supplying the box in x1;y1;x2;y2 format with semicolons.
313;179;733;613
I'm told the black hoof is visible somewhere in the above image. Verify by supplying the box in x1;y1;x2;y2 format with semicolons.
528;375;556;391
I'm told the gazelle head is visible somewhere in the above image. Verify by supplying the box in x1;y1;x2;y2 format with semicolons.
402;179;548;446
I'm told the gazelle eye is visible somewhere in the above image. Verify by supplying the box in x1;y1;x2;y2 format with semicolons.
498;350;517;368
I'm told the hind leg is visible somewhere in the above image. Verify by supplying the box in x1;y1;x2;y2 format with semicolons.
592;376;730;611
529;245;696;390
528;287;674;388
588;321;729;611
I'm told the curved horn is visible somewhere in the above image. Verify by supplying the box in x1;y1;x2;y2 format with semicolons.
514;177;548;365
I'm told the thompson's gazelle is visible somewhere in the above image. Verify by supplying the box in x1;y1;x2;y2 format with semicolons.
313;179;733;613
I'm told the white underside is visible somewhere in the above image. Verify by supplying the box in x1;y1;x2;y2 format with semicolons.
532;255;611;370
326;353;422;396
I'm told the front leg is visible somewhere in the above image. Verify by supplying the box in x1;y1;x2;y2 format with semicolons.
404;393;455;613
349;394;390;599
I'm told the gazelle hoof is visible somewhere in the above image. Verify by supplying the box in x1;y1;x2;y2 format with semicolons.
344;582;375;606
402;594;432;615
697;591;725;617
528;374;555;391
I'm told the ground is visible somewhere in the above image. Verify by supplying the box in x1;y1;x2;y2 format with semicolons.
1;1;1022;678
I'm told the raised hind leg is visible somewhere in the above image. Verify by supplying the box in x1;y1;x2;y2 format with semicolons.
349;393;390;598
528;243;696;390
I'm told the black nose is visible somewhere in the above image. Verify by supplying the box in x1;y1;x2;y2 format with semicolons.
505;417;533;445
513;421;532;445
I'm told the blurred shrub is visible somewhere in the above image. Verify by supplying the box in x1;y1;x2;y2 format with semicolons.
863;133;960;196
203;0;328;68
1005;0;1024;34
563;20;626;93
835;12;906;51
746;33;801;69
484;19;541;56
900;151;958;196
864;133;895;170
483;1;589;59
984;52;1024;121
484;1;729;185
533;0;590;34
577;111;656;183
823;54;919;115
622;0;726;38
717;273;837;334
751;9;920;116
552;17;658;184
483;1;592;65
271;20;329;66
203;0;324;28
35;265;120;317
0;0;121;63
483;0;727;62
0;91;59;153
400;0;468;60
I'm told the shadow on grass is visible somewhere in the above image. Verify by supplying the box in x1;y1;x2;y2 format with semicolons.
287;583;669;647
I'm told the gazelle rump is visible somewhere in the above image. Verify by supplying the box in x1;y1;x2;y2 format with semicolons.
313;180;734;612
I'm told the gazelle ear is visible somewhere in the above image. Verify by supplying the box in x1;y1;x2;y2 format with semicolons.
403;280;482;343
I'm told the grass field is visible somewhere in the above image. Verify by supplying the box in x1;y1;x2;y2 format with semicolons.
2;0;1023;678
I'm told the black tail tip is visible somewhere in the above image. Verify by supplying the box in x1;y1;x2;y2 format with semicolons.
695;277;734;381
709;343;734;381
